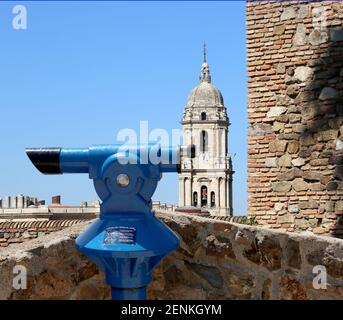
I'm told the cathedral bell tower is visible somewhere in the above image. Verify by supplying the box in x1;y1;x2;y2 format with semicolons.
178;45;233;216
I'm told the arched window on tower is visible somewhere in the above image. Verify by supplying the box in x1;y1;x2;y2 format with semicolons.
211;192;215;207
201;112;207;121
193;192;198;207
200;130;208;153
201;186;208;206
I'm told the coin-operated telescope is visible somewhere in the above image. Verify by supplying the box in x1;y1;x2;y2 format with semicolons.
26;144;195;300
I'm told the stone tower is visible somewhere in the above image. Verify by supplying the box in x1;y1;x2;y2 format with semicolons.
179;45;233;216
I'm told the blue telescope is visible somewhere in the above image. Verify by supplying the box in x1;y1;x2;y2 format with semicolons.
26;144;195;300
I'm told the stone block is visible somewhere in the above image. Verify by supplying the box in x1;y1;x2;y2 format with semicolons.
274;24;285;35
336;139;343;151
286;239;301;269
281;7;296;20
276;64;286;74
298;5;309;18
279;154;292;168
265;158;278;168
273;122;285;132
317;129;337;142
269;140;288;153
309;29;328;45
277;168;303;181
319;87;339;101
292;158;305;167
234;231;251;246
310;183;325;191
326;181;338;191
276;114;289;123
275;203;284;211
288;205;299;213
286;84;300;99
276;95;292;106
249;123;273;136
330;28;343;42
300;134;314;146
329;155;343;165
292;178;308;192
322;245;343;279
313;227;328;235
294;66;313;83
303;171;322;182
293;24;307;46
287;140;300;154
295;219;310;230
294;91;315;104
334;165;343;180
293;124;306;134
279;275;307;300
267;107;287;118
186;262;223;289
243;235;282;271
309;159;328;166
335;201;343;212
272;181;292;192
289;114;301;124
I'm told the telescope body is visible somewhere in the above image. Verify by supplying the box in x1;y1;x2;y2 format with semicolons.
26;144;194;300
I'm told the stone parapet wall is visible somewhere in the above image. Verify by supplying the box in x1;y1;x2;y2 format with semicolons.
247;1;343;236
0;212;342;300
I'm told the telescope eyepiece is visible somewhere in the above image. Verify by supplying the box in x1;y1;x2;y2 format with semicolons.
26;148;62;175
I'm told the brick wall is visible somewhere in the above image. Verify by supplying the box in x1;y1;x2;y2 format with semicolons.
247;1;343;237
0;220;87;247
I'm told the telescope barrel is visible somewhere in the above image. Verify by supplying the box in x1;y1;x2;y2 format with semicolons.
60;148;90;173
26;144;196;175
26;147;90;175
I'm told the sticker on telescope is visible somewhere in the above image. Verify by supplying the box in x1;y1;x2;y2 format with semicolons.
103;227;136;245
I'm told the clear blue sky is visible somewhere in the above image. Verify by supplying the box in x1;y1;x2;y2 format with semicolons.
0;1;247;215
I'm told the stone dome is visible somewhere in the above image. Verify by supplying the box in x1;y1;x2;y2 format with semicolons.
186;51;224;108
187;81;224;108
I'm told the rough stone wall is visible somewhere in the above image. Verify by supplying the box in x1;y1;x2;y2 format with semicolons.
0;212;342;300
247;1;343;236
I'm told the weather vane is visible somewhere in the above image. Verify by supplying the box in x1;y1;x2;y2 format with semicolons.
203;42;207;63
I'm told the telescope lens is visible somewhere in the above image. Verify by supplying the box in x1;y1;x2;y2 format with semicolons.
26;148;62;175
